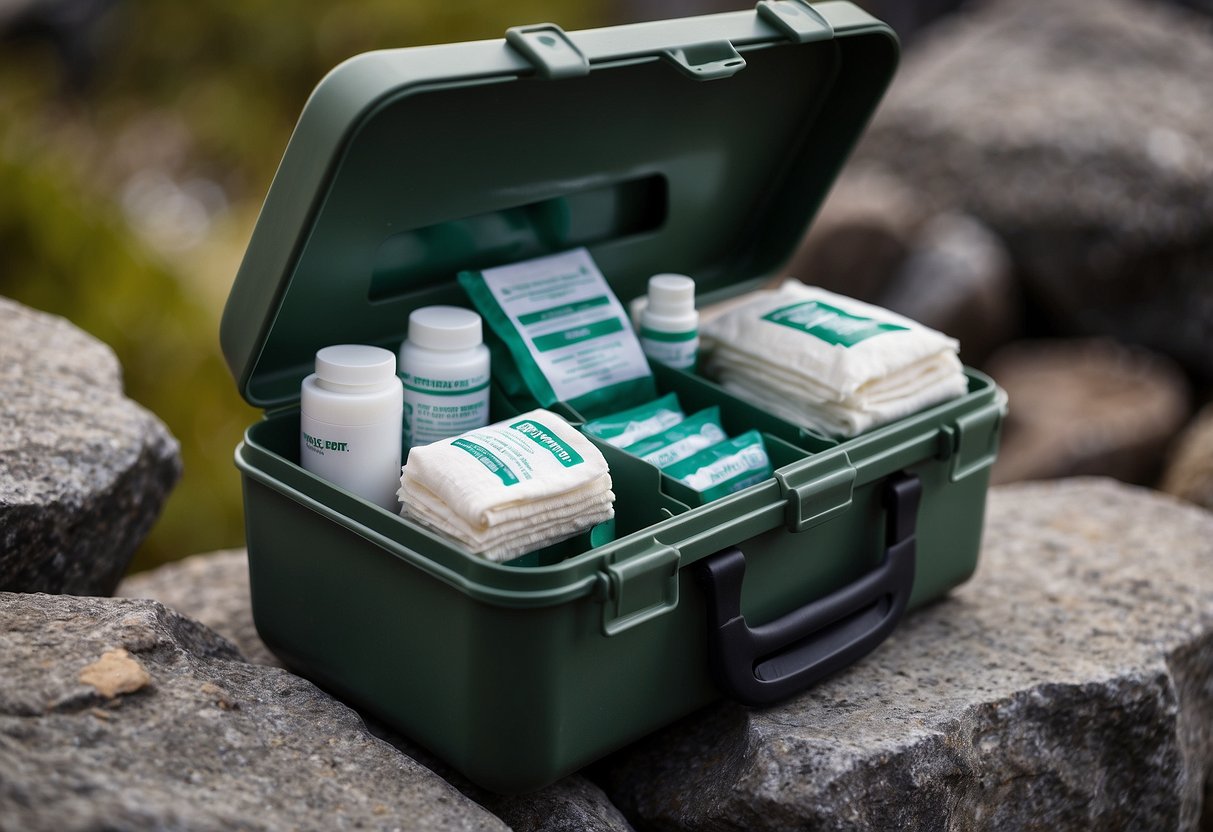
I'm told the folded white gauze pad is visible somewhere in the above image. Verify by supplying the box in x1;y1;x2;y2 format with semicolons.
398;409;614;561
701;282;968;437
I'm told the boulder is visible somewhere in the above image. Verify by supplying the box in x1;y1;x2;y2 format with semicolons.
879;212;1019;364
984;339;1190;485
853;0;1213;379
0;297;180;595
119;551;637;832
601;479;1213;830
787;165;925;303
0;591;509;831
1161;404;1213;511
118;549;277;667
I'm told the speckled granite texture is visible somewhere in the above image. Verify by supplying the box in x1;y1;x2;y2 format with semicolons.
0;592;508;832
121;480;1213;829
119;549;277;667
118;550;638;832
0;297;180;594
601;479;1213;830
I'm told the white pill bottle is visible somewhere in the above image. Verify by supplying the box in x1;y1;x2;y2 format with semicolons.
639;274;699;370
398;306;491;450
300;345;403;510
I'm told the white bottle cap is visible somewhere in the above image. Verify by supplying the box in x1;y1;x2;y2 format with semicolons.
647;274;695;315
314;344;397;387
407;306;483;352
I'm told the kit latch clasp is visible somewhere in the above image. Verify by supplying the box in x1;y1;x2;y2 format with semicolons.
755;0;834;44
599;544;680;637
505;23;590;80
940;401;1004;482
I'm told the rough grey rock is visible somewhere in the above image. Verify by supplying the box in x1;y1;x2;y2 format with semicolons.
602;479;1213;830
367;725;638;832
118;550;637;832
0;297;181;595
986;339;1191;485
879;212;1018;364
484;777;637;832
853;0;1213;378
1161;403;1213;511
0;591;508;832
118;549;278;667
787;165;925;303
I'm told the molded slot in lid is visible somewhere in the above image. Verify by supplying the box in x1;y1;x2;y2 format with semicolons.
369;174;668;303
662;41;746;80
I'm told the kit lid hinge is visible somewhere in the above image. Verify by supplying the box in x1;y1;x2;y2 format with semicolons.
505;23;590;80
756;0;834;44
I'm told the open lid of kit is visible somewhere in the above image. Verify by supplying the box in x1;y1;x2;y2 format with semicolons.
220;1;898;410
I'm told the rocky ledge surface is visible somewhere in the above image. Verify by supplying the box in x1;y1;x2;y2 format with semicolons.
0;591;510;832
119;479;1213;830
601;479;1213;830
0;297;180;595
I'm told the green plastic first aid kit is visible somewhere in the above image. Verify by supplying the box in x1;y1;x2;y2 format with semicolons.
221;1;1005;794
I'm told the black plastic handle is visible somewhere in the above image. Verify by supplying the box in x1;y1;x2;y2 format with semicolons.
695;472;921;707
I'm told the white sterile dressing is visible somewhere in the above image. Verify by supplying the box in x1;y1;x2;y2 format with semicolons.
701;281;968;437
398;409;614;561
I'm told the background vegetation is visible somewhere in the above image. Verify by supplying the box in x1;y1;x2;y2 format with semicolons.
0;0;613;570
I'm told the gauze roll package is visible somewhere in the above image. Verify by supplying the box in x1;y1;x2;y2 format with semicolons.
398;409;615;562
701;281;968;437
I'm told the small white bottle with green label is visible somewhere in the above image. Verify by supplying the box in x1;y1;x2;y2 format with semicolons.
399;306;491;450
300;345;403;510
639;274;699;370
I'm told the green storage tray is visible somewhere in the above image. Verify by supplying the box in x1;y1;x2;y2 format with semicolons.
222;1;1006;793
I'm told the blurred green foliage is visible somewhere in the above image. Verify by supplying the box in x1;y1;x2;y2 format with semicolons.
0;0;608;571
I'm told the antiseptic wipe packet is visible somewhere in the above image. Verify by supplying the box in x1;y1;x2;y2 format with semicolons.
623;406;727;469
664;430;773;504
459;248;656;418
581;393;684;448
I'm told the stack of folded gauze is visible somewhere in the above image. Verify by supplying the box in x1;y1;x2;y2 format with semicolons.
701;281;968;437
398;409;614;562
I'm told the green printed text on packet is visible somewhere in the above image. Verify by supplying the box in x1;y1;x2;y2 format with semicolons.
762;300;908;347
509;419;584;467
451;438;520;486
459;248;653;412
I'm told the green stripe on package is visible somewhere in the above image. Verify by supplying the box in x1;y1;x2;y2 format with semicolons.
761;299;908;347
663;430;773;503
458;248;655;419
623;406;727;469
509;418;584;467
450;438;520;486
581;393;685;448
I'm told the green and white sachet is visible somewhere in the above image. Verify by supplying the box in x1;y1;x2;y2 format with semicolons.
581;393;685;448
458;248;656;419
663;430;773;503
623;406;726;469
